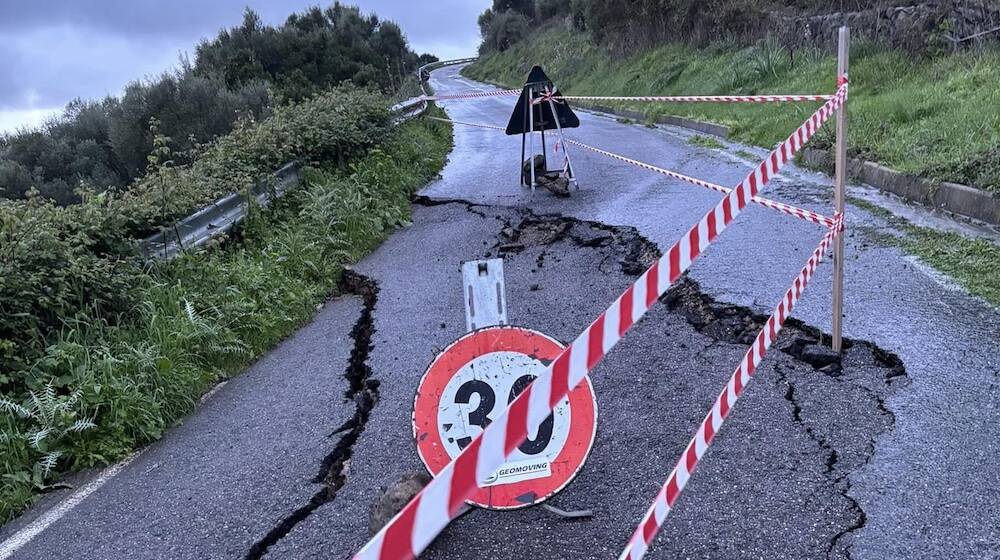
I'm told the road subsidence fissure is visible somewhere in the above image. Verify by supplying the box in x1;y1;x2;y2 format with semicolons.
245;272;381;560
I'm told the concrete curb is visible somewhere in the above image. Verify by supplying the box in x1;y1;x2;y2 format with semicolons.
801;148;999;225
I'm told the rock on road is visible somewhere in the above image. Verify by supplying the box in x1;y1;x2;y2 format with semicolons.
2;64;998;560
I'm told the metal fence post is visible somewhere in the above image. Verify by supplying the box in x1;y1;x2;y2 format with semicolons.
832;26;849;353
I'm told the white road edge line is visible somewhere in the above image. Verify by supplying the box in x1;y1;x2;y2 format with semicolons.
0;451;141;560
0;379;231;558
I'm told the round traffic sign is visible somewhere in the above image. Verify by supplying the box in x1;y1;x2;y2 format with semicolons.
413;326;597;509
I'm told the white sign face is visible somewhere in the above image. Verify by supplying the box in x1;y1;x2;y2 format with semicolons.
436;351;572;481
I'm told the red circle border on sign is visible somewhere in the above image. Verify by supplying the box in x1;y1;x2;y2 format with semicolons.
412;326;597;510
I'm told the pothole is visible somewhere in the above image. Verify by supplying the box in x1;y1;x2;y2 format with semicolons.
492;215;659;276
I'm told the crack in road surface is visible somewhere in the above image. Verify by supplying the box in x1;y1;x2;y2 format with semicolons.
453;199;908;558
245;271;381;560
249;197;911;559
663;278;907;558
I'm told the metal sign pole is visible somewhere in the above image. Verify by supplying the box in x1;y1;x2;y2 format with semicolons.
547;97;578;188
541;128;547;171
528;88;537;190
520;130;527;187
832;26;849;353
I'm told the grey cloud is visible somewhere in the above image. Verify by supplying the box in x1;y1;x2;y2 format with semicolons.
0;0;489;111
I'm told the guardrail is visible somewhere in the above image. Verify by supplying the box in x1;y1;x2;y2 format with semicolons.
390;57;479;122
139;162;301;260
141;56;477;261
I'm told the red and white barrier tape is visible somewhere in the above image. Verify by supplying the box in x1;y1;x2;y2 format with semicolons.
421;88;520;101
618;214;843;560
427;116;835;229
427;116;505;131
353;80;847;560
536;94;833;105
564;139;836;229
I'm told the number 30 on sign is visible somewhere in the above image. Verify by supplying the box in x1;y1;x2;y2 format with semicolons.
412;326;597;509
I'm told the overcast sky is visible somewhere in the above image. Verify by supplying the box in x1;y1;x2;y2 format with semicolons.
0;0;489;133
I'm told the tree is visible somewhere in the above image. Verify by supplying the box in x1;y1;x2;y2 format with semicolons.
537;0;572;20
0;3;422;204
492;0;535;19
481;10;531;52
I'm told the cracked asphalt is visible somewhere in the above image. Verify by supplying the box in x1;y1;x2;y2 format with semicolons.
0;297;364;559
3;65;999;560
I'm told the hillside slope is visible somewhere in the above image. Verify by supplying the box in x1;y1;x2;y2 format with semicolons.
464;27;1000;193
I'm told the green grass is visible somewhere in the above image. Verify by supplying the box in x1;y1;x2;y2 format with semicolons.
688;135;726;149
849;197;1000;305
0;115;453;522
464;28;1000;193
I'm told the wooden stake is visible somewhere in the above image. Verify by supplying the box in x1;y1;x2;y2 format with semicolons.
832;26;849;353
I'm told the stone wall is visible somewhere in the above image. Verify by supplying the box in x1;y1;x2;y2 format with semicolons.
770;1;1000;53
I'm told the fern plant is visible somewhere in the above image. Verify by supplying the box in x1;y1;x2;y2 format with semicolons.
1;383;95;481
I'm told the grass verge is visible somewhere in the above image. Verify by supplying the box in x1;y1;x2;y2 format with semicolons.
464;27;1000;193
0;115;452;522
850;197;1000;305
688;135;726;149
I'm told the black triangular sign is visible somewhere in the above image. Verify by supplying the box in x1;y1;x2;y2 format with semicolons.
505;65;580;136
524;65;551;86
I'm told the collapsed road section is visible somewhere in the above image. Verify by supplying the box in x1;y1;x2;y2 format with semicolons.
255;197;906;560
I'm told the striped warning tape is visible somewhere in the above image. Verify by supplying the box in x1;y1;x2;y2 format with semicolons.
421;89;521;101
353;80;847;560
535;93;833;105
427;116;505;131
563;138;836;228
618;213;843;560
427;116;836;229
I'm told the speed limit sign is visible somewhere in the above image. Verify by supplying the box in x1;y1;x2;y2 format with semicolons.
413;326;597;509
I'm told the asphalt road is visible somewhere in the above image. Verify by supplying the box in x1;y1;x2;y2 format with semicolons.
2;65;998;560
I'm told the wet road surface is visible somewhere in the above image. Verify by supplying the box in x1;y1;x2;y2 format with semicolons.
2;64;998;560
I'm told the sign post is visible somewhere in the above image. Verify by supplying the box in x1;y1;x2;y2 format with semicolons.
506;66;581;192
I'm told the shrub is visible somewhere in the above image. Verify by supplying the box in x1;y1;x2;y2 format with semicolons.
0;193;141;382
0;161;33;200
120;86;392;235
0;115;452;523
1;85;391;394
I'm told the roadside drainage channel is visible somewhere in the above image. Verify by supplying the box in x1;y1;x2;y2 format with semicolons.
245;271;381;560
801;149;999;227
